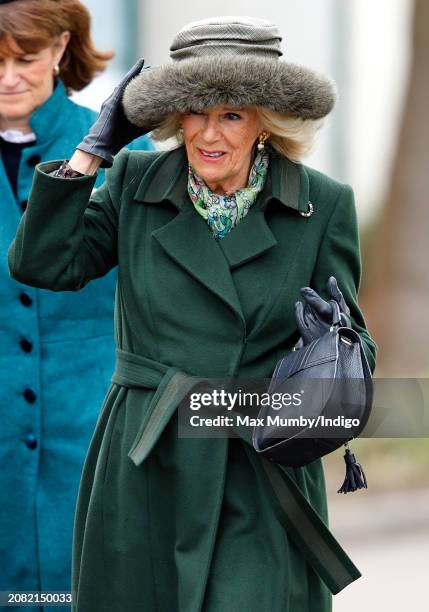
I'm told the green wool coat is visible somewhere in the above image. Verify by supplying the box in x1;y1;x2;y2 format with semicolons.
9;145;376;612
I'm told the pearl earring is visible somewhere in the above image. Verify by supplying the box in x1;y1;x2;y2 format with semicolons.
257;133;267;151
53;65;60;77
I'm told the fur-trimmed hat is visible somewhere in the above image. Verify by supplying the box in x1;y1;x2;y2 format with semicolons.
122;16;336;130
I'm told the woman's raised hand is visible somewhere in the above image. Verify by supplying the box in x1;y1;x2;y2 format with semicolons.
76;59;147;167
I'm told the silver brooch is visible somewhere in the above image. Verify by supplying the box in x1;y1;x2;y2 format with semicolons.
300;201;314;217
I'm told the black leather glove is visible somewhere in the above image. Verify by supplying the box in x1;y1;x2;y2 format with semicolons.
294;276;351;346
76;59;147;167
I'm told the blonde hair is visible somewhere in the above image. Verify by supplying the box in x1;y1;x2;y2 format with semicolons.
151;107;323;162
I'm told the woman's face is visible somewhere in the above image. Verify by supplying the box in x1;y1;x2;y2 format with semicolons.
181;105;264;194
0;32;70;129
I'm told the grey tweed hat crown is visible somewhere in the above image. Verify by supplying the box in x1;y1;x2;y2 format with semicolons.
122;16;336;130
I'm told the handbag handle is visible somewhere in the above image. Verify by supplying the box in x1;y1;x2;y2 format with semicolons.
330;300;351;330
329;299;342;330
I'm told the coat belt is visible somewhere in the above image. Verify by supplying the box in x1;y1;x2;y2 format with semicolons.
112;347;361;595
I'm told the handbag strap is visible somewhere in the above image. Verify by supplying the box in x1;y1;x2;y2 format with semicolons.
241;443;361;595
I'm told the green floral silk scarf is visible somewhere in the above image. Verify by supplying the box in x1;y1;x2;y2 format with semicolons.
188;150;269;239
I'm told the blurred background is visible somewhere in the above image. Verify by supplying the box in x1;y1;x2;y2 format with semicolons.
76;1;429;609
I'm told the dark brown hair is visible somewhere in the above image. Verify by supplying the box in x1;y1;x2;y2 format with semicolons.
0;0;114;92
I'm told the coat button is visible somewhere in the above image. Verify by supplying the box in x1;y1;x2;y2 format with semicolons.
20;201;28;212
20;339;33;353
27;155;41;167
23;389;37;404
20;292;33;307
25;434;38;450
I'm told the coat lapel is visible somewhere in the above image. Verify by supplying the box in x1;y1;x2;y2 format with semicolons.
217;149;311;272
0;156;21;244
134;148;244;320
217;203;278;269
269;148;311;215
152;202;245;321
133;146;311;325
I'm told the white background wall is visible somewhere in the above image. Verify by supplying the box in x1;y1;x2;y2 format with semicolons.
348;0;412;222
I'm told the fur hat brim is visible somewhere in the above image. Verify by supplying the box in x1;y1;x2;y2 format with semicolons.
122;56;336;130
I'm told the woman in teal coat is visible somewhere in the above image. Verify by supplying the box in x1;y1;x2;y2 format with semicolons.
0;0;153;604
9;16;376;612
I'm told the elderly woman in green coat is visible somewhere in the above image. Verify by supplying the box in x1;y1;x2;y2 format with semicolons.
9;16;376;612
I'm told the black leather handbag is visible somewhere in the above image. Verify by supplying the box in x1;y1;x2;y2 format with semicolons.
253;301;373;490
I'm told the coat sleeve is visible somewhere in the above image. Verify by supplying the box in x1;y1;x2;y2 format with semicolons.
8;149;131;292
310;183;377;372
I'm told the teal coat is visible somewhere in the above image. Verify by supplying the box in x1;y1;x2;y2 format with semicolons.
9;146;376;612
0;80;154;605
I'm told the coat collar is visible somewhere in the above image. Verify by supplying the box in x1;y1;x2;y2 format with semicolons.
134;145;310;214
28;80;75;144
136;146;311;322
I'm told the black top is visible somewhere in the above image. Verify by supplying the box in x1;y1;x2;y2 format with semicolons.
0;137;33;197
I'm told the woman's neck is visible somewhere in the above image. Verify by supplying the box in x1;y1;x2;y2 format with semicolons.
206;161;253;196
0;116;32;134
207;180;247;196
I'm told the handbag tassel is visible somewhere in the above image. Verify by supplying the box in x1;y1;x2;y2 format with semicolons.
337;444;368;494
